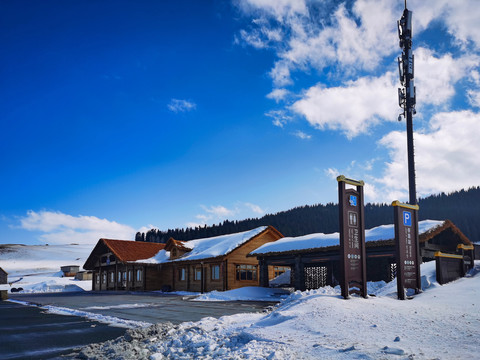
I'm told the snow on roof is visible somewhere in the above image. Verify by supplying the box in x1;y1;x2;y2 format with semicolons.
251;220;444;256
135;226;269;264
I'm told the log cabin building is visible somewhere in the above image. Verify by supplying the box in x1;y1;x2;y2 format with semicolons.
84;239;166;291
250;220;472;291
84;226;283;292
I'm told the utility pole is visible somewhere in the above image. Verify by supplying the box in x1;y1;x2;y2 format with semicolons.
397;1;417;205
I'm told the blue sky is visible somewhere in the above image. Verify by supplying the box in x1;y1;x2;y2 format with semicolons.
2;0;480;245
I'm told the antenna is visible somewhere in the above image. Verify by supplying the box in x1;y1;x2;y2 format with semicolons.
397;1;417;205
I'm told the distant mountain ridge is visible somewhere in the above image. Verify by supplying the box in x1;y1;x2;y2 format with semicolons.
136;187;480;244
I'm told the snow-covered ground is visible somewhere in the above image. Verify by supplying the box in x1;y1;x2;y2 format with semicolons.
0;243;92;292
75;261;480;359
2;243;480;359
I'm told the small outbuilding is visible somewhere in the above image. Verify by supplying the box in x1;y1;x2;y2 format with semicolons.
61;265;80;277
0;267;7;284
75;271;93;281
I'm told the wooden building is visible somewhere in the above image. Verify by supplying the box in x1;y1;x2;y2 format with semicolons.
84;239;166;291
0;267;7;285
156;225;283;293
61;265;80;277
250;220;472;291
83;226;283;292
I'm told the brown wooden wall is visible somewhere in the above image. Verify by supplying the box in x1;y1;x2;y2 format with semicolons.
226;229;280;290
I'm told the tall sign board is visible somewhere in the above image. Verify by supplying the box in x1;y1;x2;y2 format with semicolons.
392;201;421;300
337;175;367;299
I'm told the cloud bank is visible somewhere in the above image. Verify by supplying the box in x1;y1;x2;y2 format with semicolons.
18;210;137;245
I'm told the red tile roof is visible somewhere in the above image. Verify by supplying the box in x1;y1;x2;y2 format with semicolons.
100;239;165;262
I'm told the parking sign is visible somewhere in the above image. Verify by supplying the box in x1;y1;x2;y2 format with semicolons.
403;211;411;226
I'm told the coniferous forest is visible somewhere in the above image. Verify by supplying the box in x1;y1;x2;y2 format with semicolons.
136;187;480;244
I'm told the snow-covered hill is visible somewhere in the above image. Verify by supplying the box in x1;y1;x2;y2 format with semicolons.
0;243;93;292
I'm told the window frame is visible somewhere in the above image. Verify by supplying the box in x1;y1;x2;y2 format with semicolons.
211;265;220;281
178;268;186;281
235;264;258;281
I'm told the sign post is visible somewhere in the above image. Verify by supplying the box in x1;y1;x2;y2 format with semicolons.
337;175;367;299
392;201;421;300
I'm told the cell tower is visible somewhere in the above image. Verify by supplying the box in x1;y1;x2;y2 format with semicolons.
397;1;417;205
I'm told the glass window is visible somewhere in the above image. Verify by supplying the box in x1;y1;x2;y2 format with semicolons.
236;264;257;281
136;269;143;282
96;274;100;284
122;272;127;281
211;265;220;280
118;271;122;282
110;272;114;283
194;267;202;281
179;268;186;281
128;270;132;282
102;272;107;283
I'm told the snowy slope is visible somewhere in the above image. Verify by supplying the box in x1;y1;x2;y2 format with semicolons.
0;243;93;292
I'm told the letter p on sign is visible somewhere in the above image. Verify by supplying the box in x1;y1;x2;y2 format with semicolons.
403;211;411;226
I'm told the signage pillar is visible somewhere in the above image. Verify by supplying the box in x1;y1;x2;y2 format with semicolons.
392;201;421;300
337;175;367;299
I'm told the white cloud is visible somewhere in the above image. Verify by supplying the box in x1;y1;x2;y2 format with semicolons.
265;109;292;127
201;205;235;218
188;202;266;228
412;0;480;49
266;88;290;102
292;72;398;138
167;99;197;113
18;210;136;245
377;110;480;201
237;0;308;21
238;0;400;86
292;130;311;140
244;202;265;215
414;48;478;106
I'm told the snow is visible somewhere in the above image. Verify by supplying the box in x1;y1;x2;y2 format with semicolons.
76;261;480;359
0;243;92;293
0;243;92;277
135;249;171;263
139;226;269;264
193;287;290;302
8;299;149;329
252;219;444;255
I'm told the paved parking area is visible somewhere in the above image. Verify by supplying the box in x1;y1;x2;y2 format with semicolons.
0;301;126;360
9;291;277;324
2;292;277;359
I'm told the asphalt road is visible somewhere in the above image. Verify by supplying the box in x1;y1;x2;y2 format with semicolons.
8;291;276;324
0;301;126;360
1;292;277;359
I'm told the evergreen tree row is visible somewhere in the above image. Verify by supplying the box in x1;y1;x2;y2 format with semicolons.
135;187;480;244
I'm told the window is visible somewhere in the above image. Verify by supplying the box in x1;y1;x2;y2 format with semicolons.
172;248;177;257
211;265;220;280
236;264;257;281
178;268;186;281
128;270;132;282
274;266;290;277
136;269;143;282
110;272;115;283
122;272;127;281
96;274;100;284
118;271;122;282
101;256;107;264
102;272;107;283
194;267;202;281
